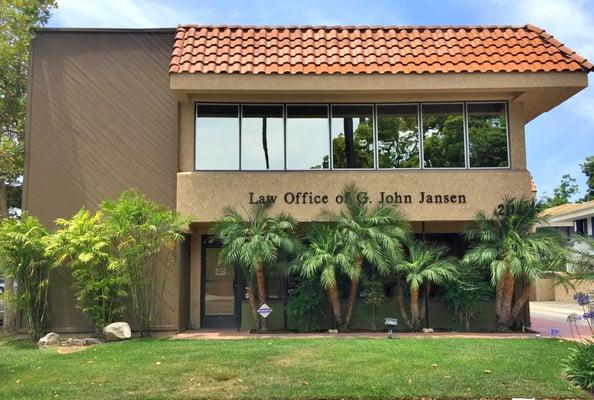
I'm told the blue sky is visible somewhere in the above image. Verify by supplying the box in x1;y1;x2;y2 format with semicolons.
47;0;594;200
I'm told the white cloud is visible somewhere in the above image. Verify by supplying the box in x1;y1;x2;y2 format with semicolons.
50;0;187;27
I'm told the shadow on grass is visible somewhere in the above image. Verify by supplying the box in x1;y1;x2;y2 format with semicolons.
0;335;37;350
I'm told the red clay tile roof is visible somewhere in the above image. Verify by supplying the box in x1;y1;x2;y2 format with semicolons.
170;24;594;75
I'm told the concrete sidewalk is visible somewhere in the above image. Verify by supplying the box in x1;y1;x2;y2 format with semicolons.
530;301;593;341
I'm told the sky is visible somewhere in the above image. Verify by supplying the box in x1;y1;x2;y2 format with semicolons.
47;0;594;201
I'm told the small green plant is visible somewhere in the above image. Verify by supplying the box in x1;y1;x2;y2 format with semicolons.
563;340;594;393
0;213;54;341
287;279;325;333
46;209;128;336
100;190;189;338
442;262;493;331
361;276;385;331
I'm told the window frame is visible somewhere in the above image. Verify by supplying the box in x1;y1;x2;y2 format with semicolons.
375;103;422;170
420;102;467;170
465;101;511;170
330;103;376;170
240;103;286;171
285;103;331;171
193;100;512;172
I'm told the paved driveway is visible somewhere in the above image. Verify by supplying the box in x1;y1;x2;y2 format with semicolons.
530;301;593;341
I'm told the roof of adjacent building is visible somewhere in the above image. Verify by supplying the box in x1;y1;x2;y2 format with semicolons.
169;24;594;75
541;200;594;219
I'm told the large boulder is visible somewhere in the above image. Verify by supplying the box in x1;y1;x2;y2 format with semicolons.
37;332;60;348
103;322;131;341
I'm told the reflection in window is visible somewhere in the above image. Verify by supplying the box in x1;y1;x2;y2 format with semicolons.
422;104;465;168
286;105;330;170
377;104;419;169
241;105;284;170
195;104;239;170
331;105;374;169
467;103;509;168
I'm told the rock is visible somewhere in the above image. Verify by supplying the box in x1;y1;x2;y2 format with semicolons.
38;332;60;347
82;338;102;346
422;328;434;333
103;322;131;341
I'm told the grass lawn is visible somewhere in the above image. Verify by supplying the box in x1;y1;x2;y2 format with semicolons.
0;336;587;400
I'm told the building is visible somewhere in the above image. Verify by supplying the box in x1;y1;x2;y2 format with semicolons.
23;25;592;333
532;201;594;302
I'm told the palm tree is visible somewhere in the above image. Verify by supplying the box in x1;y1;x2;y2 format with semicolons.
320;183;410;329
211;203;298;330
395;239;458;330
293;224;359;328
464;196;567;331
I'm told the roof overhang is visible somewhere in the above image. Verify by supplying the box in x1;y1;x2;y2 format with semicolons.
170;71;588;122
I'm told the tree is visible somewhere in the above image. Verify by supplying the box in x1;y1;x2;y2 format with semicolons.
0;0;57;216
100;190;188;338
320;183;410;329
464;197;567;331
292;223;358;329
1;0;56;333
395;239;458;330
45;209;128;337
0;213;53;341
581;156;594;202
211;203;298;330
537;174;579;209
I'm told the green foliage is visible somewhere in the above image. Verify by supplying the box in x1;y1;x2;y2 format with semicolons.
331;118;374;168
564;341;594;393
361;276;385;331
422;114;464;168
395;239;459;329
467;113;508;168
0;1;57;213
377;113;419;169
100;189;188;337
45;209;128;336
581;155;594;202
212;204;299;279
0;213;53;341
287;279;325;333
442;262;493;331
465;196;568;330
537;174;579;209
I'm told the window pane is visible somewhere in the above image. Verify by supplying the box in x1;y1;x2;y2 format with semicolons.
422;104;465;168
377;104;419;169
467;102;509;168
286;105;329;170
241;105;284;170
195;104;239;170
331;105;374;169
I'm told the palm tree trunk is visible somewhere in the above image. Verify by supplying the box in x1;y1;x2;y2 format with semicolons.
343;256;363;329
496;272;515;331
410;286;421;330
246;286;259;329
395;279;411;329
419;283;430;327
3;278;17;333
510;283;531;324
255;262;266;306
328;283;342;328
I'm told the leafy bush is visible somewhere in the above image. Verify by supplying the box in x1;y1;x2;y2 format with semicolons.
287;279;325;333
361;276;385;331
46;209;128;336
564;341;594;393
0;213;54;341
100;190;188;337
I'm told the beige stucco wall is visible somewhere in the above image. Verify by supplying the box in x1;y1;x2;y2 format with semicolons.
554;280;594;303
530;278;556;301
177;170;532;223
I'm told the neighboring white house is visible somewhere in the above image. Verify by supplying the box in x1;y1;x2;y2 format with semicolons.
532;201;594;302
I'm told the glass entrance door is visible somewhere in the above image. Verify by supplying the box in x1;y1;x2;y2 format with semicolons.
202;245;238;328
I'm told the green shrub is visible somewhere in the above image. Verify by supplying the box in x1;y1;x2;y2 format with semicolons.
564;340;594;393
0;213;54;341
287;279;325;333
46;209;128;336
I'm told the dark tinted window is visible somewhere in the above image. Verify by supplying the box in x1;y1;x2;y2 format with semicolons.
286;105;330;170
241;105;284;170
377;104;420;169
195;104;239;170
422;103;465;168
331;105;374;169
467;102;509;168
